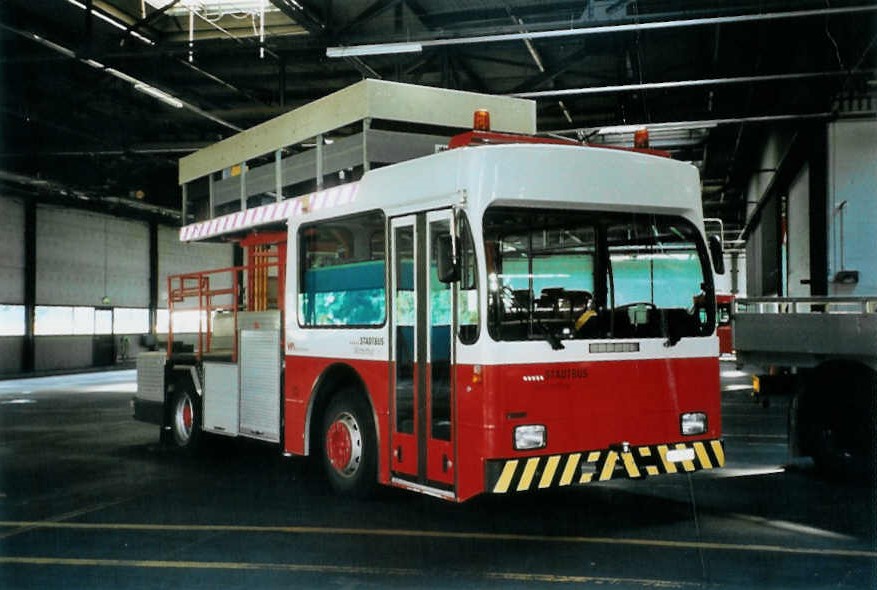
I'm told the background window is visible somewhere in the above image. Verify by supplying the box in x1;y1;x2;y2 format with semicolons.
35;306;74;335
72;307;96;335
113;308;149;334
0;305;26;336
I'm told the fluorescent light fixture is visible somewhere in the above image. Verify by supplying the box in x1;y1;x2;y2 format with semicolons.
595;121;720;135
134;83;185;109
145;0;278;16
84;59;105;69
326;42;422;58
597;124;647;135
106;68;140;85
325;5;877;58
29;34;77;58
513;70;870;99
64;0;154;45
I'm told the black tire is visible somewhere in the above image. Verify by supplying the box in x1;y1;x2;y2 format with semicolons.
321;389;377;497
166;388;202;450
799;363;876;483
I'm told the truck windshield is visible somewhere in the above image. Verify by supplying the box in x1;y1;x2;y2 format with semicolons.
484;207;714;345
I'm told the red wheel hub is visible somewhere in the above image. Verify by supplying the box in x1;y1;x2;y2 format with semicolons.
327;420;353;472
182;400;193;431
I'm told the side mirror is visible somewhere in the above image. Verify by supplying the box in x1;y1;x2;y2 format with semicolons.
708;235;725;275
436;233;459;283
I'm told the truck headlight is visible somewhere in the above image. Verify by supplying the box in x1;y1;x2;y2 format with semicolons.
681;412;708;436
514;425;547;450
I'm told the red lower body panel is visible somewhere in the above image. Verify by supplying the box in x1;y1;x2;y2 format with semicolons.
455;357;721;501
284;354;721;502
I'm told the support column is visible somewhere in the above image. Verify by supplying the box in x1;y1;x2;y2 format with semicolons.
808;125;828;296
22;201;36;373
148;220;159;335
181;182;189;224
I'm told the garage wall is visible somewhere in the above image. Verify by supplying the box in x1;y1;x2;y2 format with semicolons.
743;130;795;297
786;165;810;297
34;337;94;372
36;206;149;307
0;196;26;303
0;196;26;375
0;200;233;377
827;119;877;296
0;339;23;374
158;226;233;309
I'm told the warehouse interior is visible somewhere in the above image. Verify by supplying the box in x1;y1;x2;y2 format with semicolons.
1;3;876;589
1;0;875;375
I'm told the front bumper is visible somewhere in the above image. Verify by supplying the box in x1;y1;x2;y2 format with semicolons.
132;397;164;426
486;439;724;494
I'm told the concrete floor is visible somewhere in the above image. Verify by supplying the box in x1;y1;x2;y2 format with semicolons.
0;361;875;589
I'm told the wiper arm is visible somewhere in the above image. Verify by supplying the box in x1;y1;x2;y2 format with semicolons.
661;310;681;347
663;333;681;347
537;321;565;350
503;286;565;350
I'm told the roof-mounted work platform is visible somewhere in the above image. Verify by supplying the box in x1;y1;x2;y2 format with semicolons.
179;80;535;239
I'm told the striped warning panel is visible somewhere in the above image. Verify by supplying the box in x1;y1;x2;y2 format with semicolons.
487;439;725;494
179;182;360;242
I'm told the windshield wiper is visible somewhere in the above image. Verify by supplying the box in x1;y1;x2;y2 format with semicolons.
504;287;565;350
661;311;681;347
537;321;565;350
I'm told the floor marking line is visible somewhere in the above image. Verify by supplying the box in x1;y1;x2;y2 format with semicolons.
0;556;695;587
0;497;140;541
0;521;873;559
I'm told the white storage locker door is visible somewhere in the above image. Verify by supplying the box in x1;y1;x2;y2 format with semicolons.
238;329;281;442
203;362;240;436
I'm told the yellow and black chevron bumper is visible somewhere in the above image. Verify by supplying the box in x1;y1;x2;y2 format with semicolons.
487;439;724;494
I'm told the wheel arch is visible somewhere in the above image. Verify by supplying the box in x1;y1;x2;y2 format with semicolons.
304;362;377;456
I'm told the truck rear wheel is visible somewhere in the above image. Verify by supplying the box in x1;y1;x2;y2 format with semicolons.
321;389;377;497
798;363;876;483
166;388;202;450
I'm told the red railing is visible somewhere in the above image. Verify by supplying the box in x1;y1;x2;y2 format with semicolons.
166;232;286;361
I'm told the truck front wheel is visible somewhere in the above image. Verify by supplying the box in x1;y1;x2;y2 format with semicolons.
321;389;377;497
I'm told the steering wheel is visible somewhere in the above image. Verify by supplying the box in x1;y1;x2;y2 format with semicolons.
572;291;596;332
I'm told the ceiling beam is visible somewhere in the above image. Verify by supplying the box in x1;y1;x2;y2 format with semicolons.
511;69;877;98
0;23;242;132
509;44;594;94
268;0;325;36
326;4;877;57
337;0;404;36
123;0;181;37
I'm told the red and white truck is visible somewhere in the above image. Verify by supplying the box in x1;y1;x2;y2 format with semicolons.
134;80;726;501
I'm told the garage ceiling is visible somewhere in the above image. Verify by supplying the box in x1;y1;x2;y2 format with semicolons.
1;1;875;237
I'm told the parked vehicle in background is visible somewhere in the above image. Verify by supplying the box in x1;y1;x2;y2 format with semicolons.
716;294;734;355
734;296;877;480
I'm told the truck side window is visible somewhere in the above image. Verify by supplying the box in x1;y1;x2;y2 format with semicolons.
298;210;387;327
